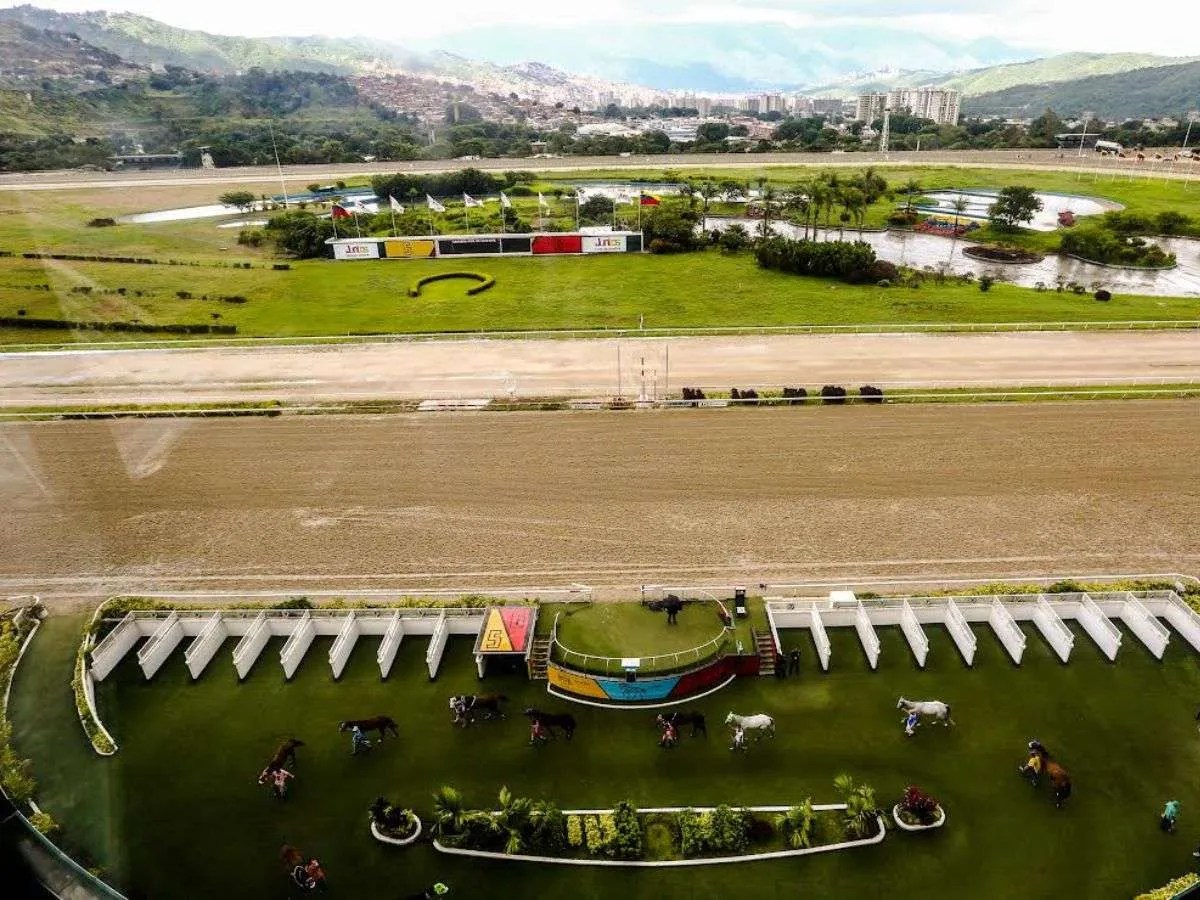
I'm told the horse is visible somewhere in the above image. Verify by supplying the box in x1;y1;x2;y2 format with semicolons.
338;716;399;740
656;711;707;737
896;697;953;726
724;712;775;739
1018;741;1072;808
449;694;508;727
262;738;304;775
524;708;576;740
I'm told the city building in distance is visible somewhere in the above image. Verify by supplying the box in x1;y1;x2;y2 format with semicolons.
855;87;961;125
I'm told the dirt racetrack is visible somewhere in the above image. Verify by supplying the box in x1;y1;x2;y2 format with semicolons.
1;400;1196;603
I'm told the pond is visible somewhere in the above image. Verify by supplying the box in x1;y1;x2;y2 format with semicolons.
912;189;1119;232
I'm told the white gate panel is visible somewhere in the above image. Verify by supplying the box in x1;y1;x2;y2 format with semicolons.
377;612;405;678
1033;596;1074;662
426;613;450;680
854;601;881;670
899;600;929;668
280;610;316;680
944;599;977;666
1161;595;1200;653
1077;594;1122;661
90;612;142;681
184;612;227;679
1120;595;1169;660
988;599;1026;664
329;610;361;679
233;611;271;680
810;606;831;672
137;611;184;680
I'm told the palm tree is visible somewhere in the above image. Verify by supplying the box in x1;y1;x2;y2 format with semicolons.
698;180;717;218
949;195;970;263
431;785;471;838
783;185;810;240
679;180;697;211
758;182;778;238
776;799;816;849
902;178;921;213
491;786;532;855
821;173;841;237
834;774;878;839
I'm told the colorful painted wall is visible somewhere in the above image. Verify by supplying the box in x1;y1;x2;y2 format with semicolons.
547;654;758;704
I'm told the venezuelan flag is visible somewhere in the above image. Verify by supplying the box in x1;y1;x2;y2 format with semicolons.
639;193;661;206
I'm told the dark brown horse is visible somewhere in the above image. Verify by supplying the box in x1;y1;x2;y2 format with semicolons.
338;716;399;740
656;711;707;737
524;708;576;740
450;694;508;727
263;738;304;773
1019;741;1072;808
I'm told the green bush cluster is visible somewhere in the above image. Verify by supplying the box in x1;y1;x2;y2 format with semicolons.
1;613;39;802
1136;873;1200;900
679;805;750;857
755;236;893;284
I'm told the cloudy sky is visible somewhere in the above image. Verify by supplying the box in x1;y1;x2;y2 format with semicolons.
6;0;1197;55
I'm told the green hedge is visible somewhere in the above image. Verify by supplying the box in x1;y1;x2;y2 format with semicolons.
0;317;237;335
408;271;496;298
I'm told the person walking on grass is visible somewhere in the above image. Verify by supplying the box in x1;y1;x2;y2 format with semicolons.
903;710;921;737
788;648;801;676
350;724;372;756
1161;800;1181;833
270;766;293;800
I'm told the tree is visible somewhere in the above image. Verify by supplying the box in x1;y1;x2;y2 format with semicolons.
642;206;699;253
718;223;750;253
987;186;1043;231
949;196;970;261
264;211;334;258
776;800;816;849
578;194;615;225
834;774;878;839
697;122;730;143
491;786;532;855
218;190;256;213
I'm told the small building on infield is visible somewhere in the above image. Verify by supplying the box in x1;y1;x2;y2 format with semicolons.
326;230;644;260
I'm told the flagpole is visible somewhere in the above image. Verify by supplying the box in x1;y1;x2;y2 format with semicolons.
575;191;580;230
389;196;397;238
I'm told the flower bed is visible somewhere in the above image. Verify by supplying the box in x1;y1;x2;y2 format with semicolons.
428;777;885;866
368;797;422;845
892;786;944;832
73;604;117;756
892;804;946;831
962;245;1043;264
371;817;422;846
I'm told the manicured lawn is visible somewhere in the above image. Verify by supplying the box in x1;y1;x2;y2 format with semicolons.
12;606;1200;899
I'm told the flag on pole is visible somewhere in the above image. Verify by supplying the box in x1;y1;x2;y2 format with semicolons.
331;204;352;219
639;193;661;206
537;192;550;211
389;195;405;214
499;191;512;209
463;193;484;208
426;194;446;213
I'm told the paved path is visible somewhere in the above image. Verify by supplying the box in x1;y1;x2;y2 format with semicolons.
0;331;1197;407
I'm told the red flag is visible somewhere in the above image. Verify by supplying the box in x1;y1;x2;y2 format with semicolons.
639;193;661;206
331;204;352;219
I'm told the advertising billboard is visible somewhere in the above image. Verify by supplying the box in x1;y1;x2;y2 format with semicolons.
383;239;436;259
582;234;627;254
437;236;502;256
532;234;583;255
332;240;381;260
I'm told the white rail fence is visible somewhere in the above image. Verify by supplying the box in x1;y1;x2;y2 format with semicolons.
1032;597;1074;663
763;590;1196;671
89;606;489;683
899;600;929;668
987;598;1027;665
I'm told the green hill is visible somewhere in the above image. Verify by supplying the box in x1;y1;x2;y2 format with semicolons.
964;59;1200;119
935;52;1194;96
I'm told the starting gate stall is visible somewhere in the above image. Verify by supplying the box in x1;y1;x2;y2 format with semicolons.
137;611;185;680
377;611;405;678
854;601;881;670
233;611;271;680
329;610;361;679
90;613;143;681
1076;594;1122;661
1159;593;1200;653
280;610;316;680
944;599;977;666
426;614;450;680
472;606;537;679
988;598;1027;664
1119;594;1170;659
184;611;228;679
1033;596;1074;663
899;600;930;668
810;606;832;672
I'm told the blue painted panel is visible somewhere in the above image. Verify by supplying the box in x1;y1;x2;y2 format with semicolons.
599;675;680;702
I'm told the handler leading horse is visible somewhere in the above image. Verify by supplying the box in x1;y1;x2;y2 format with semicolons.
1019;740;1072;808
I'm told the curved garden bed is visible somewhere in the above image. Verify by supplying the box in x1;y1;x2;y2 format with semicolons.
408;271;496;298
963;245;1044;264
72;603;117;756
892;804;946;832
371;816;423;846
1062;253;1177;271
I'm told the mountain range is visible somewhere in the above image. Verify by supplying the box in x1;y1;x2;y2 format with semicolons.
0;4;1197;120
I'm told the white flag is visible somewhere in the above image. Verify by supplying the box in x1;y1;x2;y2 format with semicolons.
463;193;484;208
426;194;446;213
538;192;550;210
500;191;512;209
389;195;405;214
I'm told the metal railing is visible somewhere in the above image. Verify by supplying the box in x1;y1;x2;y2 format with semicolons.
550;618;733;677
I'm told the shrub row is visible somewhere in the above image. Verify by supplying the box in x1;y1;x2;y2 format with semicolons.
755;237;898;284
19;252;262;269
0;316;237;335
677;386;884;404
408;271;496;298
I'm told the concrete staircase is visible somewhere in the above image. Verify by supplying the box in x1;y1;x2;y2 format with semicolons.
751;628;778;676
528;637;551;680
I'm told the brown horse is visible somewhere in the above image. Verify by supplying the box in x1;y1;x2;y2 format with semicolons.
338;716;399;740
1019;741;1072;808
263;738;304;773
450;694;508;727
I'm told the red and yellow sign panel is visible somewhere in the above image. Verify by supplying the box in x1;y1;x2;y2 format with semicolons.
477;606;535;654
547;665;609;699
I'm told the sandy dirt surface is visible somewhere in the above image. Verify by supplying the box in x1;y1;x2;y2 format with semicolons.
2;331;1199;407
2;149;1195;190
1;401;1196;606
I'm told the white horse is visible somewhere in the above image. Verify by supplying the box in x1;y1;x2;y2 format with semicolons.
896;697;953;726
725;712;775;739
